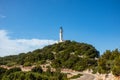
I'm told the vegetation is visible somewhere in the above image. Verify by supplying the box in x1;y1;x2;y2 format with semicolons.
31;66;43;73
0;40;99;72
97;49;120;76
0;66;68;80
0;40;120;79
70;74;82;79
5;67;21;75
0;67;7;79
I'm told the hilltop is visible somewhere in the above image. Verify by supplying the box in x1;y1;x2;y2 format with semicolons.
0;40;120;80
0;40;99;71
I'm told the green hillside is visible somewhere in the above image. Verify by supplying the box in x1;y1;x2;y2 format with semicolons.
0;40;99;71
0;40;120;80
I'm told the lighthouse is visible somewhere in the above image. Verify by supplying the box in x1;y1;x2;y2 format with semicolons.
59;27;63;42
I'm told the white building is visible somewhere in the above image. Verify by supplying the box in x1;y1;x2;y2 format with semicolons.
59;27;63;42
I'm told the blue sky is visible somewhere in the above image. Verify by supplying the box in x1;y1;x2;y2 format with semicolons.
0;0;120;56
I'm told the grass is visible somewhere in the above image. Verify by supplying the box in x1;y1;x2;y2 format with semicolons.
70;74;83;79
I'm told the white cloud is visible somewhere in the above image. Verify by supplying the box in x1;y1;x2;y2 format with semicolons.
0;30;57;57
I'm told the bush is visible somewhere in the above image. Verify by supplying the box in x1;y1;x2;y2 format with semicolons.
70;74;82;79
23;62;32;67
112;66;120;76
0;67;7;79
5;67;21;75
31;66;43;73
2;72;42;80
6;62;16;67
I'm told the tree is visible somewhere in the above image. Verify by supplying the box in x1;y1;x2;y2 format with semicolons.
112;56;120;76
98;49;120;75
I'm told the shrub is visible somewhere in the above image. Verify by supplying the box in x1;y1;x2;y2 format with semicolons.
5;67;21;75
31;66;43;73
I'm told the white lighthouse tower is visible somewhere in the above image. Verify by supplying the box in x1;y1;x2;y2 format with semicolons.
59;27;63;42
